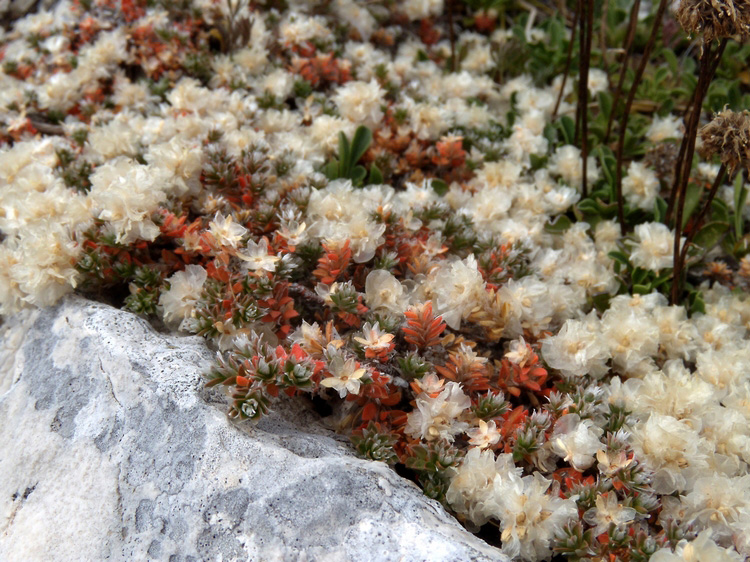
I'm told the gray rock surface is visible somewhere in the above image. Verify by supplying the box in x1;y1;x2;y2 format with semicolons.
0;295;507;561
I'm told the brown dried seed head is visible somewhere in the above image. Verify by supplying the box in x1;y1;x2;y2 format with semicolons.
675;0;750;41
699;108;750;174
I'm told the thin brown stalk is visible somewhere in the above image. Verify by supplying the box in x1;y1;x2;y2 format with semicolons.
448;0;457;73
614;0;669;234
670;41;723;304
604;0;641;143
580;0;594;198
553;7;580;119
676;162;727;272
574;0;585;144
600;0;610;74
666;39;728;225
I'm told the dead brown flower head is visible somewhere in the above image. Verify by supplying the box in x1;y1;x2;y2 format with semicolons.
675;0;750;42
699;108;750;174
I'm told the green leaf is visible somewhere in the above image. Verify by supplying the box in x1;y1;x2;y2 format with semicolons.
548;17;564;47
432;179;449;196
338;132;351;177
692;221;729;251
544;215;572;233
323;160;340;180
590;292;612;313
368;162;383;185
632;267;648;285
711;198;730;224
598;91;613;120
349;126;372;169
682;183;703;229
350;165;367;186
688;290;705;315
733;233;750;257
662;48;679;75
608;250;631;267
654;196;667;223
559;115;575;145
598;150;616;196
654;66;669;86
734;172;747;239
633;283;651;294
529;153;547;170
543;123;557;145
577;198;601;215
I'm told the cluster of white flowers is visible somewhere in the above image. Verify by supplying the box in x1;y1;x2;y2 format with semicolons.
446;447;578;560
3;0;750;558
548;288;750;552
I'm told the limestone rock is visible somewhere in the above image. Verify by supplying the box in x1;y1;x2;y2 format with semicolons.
0;295;506;561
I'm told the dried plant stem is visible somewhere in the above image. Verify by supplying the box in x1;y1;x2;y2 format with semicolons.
448;0;457;72
666;39;728;225
676;162;727;275
669;39;728;304
552;7;580;119
600;0;610;74
614;0;669;234
575;0;594;197
604;0;641;143
574;0;585;144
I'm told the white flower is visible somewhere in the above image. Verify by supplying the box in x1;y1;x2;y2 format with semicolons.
353;322;395;354
475;161;522;189
542;314;611;379
680;475;750;538
650;529;742;562
630;413;708;494
405;382;471;442
5;224;81;309
407;102;447;140
260;68;295;99
309;115;357;153
697;162;720;183
88;159;167;244
594;220;622;254
551;414;603;470
543;185;580;214
402;0;444;21
159;265;207;328
548;145;601;189
279;13;331;45
646;114;683;143
466;420;501;449
628;222;682;272
208;213;248;249
320;351;367;398
596;447;637;479
237;238;280;272
505;337;533;367
583;493;637;536
493;472;578;561
426;255;486;330
622;161;660;211
587;68;609;96
365;269;408;314
601;306;660;374
446;448;508;526
333;79;385;128
145;139;204;199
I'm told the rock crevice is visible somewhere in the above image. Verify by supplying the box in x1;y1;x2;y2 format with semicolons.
0;296;506;561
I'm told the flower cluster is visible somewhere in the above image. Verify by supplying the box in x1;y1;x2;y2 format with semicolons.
3;0;750;560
